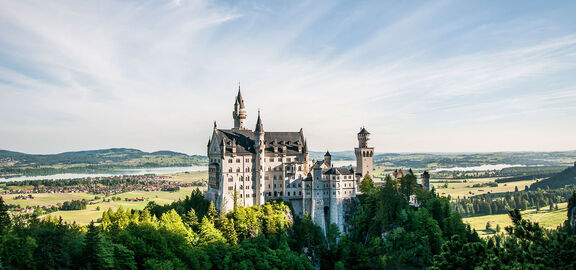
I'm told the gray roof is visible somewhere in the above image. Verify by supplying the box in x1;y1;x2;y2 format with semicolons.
324;167;354;175
359;127;370;135
214;129;305;155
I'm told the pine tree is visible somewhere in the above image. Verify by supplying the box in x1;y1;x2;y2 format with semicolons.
83;221;113;269
222;218;238;245
359;174;375;193
0;196;10;235
207;201;218;221
184;208;200;230
199;216;225;244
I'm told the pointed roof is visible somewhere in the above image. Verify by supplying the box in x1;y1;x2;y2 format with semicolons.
324;151;331;157
236;85;245;108
255;109;263;133
359;127;370;135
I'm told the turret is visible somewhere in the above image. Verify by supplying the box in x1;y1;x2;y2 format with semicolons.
358;127;370;148
354;127;374;178
232;86;247;129
254;109;264;148
324;151;332;167
421;171;430;191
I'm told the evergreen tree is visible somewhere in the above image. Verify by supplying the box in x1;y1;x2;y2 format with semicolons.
199;216;225;244
83;221;113;269
222;218;238;245
0;196;10;235
184;208;200;230
207;201;218;221
359;174;375;193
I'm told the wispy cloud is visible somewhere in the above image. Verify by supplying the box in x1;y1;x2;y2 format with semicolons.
0;0;575;154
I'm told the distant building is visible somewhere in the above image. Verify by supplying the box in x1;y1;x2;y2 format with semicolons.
204;87;374;233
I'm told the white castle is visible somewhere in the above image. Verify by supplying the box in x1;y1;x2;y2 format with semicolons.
205;88;373;232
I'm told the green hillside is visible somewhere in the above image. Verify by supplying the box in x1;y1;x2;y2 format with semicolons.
530;165;576;190
0;148;207;177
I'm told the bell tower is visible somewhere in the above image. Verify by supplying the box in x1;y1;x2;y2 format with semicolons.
232;85;247;129
354;127;374;178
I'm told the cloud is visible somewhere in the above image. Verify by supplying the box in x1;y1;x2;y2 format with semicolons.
0;0;575;154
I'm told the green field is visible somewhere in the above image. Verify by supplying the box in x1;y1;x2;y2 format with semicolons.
169;170;208;183
463;202;568;237
45;186;205;224
3;192;96;207
433;177;540;198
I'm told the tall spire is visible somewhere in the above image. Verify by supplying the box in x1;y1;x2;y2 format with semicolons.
255;109;264;133
236;83;245;108
233;84;247;129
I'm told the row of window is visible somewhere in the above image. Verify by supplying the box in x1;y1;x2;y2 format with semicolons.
315;175;354;180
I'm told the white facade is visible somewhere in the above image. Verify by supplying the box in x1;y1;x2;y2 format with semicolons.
204;89;374;233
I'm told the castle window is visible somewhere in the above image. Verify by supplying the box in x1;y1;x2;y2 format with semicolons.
299;191;302;195
298;166;302;171
229;168;232;172
278;158;282;162
228;186;233;190
229;159;232;163
268;192;272;196
240;185;243;189
274;184;277;188
236;159;240;163
246;194;249;198
269;158;274;162
245;159;250;162
273;176;277;180
265;176;269;180
252;194;255;197
228;177;233;182
333;192;336;195
246;176;250;181
287;158;291;162
268;184;271;188
236;168;240;172
274;192;277;197
288;192;291;196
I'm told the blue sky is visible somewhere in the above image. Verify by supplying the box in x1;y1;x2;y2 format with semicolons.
1;0;575;154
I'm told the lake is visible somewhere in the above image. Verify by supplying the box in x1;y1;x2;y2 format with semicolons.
0;166;207;182
1;161;359;182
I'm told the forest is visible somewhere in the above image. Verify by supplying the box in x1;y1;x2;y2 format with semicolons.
1;173;576;269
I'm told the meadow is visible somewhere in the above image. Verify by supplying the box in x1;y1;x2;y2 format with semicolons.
432;177;541;198
463;202;568;237
2;171;209;225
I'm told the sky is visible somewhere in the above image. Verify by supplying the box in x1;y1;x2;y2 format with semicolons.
1;0;576;155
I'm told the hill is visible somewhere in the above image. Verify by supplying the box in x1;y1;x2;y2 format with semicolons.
530;165;576;190
0;148;207;177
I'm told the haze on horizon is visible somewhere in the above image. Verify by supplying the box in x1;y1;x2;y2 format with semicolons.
1;0;575;155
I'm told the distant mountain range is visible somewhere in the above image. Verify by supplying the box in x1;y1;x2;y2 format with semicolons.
0;148;207;176
1;148;575;177
311;150;576;169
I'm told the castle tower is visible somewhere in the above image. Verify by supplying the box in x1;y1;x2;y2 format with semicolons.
324;151;332;167
254;110;265;205
232;86;247;129
421;171;430;191
354;127;374;178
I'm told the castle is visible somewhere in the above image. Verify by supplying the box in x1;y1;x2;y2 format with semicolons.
204;88;374;232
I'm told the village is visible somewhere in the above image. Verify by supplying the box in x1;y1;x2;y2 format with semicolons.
1;174;206;214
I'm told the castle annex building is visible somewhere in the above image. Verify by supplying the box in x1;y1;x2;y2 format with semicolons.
205;88;374;232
